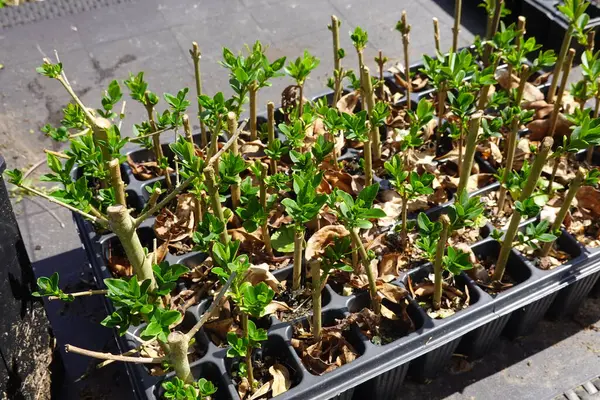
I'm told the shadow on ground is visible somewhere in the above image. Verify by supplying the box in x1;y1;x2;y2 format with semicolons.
400;294;600;399
34;249;133;400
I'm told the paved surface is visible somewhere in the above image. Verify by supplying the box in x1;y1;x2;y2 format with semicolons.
0;0;598;399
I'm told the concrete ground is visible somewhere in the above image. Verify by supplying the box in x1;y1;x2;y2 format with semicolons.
0;0;598;398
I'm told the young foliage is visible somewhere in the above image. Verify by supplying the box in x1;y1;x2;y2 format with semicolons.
329;183;386;229
226;320;268;358
447;190;486;230
285;50;320;86
350;26;368;52
442;246;474;276
282;172;327;227
193;213;225;253
162;377;217;400
32;272;74;302
153;262;190;296
342;110;369;142
517;220;558;250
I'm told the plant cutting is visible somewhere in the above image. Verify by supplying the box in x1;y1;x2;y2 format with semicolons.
422;49;478;145
547;0;590;103
328;15;345;105
537;168;600;263
395;11;412;107
491;137;554;284
547;113;600;194
281;169;327;291
30;255;236;397
495;100;536;213
329;184;386;313
221;41;286;141
211;241;274;394
361;65;389;162
411;214;474;319
342;110;373;184
189;42;208;148
384;156;435;251
350;26;368;87
285;50;320;119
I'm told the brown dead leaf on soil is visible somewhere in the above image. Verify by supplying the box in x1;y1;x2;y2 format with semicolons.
496;69;544;103
154;193;196;242
269;363;291;396
291;324;358;375
576;186;600;217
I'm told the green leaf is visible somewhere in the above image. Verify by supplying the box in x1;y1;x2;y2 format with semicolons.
357;183;379;207
271;225;296;253
160;310;182;327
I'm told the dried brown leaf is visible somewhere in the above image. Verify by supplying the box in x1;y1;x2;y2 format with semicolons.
269;363;291;396
336;91;359;114
305;225;350;261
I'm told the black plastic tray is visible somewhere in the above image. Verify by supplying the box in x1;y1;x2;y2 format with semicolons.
520;0;600;58
71;89;600;400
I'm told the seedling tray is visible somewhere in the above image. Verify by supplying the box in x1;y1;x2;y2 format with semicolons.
71;93;600;400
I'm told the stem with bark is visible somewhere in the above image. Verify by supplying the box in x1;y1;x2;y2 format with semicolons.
144;92;172;190
297;83;305;120
483;0;504;66
540;169;585;257
433;215;451;310
548;49;576;137
17;184;108;226
457;112;483;195
310;259;322;341
452;0;463;53
65;345;166;364
546;49;576;195
350;228;380;314
109;159;126;207
497;65;531;211
292;227;304;291
249;82;258;141
507;17;526;79
357;50;365;89
107;205;157;289
477;49;500;110
257;162;273;256
436;84;447;147
52;66;113;172
182;114;195;146
376;50;386;101
400;11;412;108
547;26;575;103
493;137;554;282
433;18;441;53
587;92;600;164
330;15;343;105
49;289;108;301
208;115;222;161
167;331;193;383
267;102;278;174
228;113;241;210
190;42;208;148
240;314;255;389
400;193;409;251
204;166;230;245
361;65;381;162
